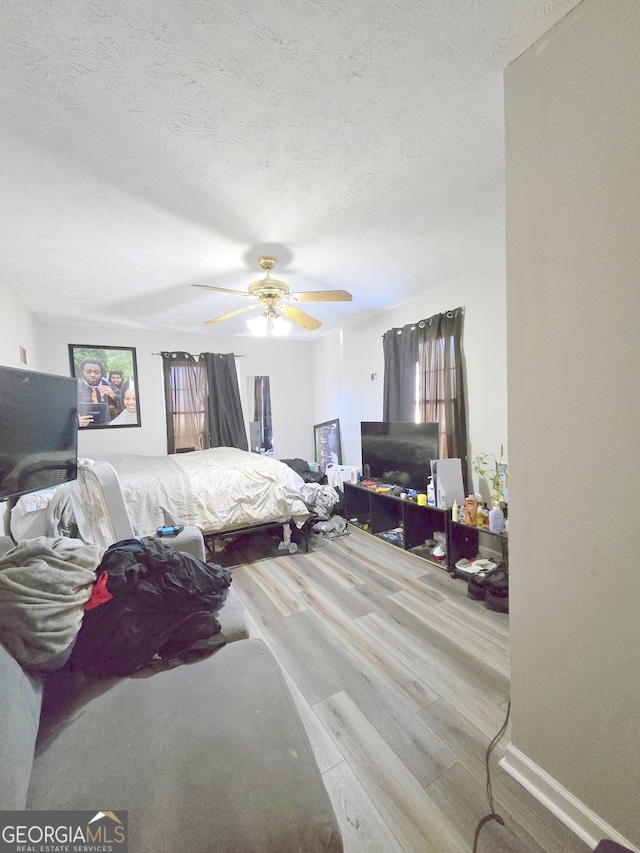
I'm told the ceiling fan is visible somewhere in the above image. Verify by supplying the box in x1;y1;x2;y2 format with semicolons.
191;256;352;332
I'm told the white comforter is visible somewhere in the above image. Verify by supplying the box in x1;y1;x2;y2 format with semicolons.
94;448;311;536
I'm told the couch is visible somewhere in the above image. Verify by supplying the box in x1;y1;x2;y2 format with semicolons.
0;532;343;852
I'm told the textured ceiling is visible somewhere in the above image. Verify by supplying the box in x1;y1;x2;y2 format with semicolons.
0;0;580;340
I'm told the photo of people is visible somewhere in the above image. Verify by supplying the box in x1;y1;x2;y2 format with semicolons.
69;345;141;429
314;419;342;473
108;378;137;425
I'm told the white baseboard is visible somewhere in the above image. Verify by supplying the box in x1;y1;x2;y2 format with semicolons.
500;743;639;852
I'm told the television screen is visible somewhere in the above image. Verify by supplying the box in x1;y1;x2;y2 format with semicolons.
361;421;439;491
0;366;78;501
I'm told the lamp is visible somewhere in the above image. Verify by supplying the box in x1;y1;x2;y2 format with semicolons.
247;307;291;337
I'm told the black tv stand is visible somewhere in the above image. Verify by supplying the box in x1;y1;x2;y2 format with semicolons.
344;481;509;574
343;481;448;566
447;519;508;574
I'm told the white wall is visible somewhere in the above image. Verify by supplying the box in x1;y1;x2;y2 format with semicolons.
312;267;507;486
505;1;640;848
0;280;39;369
34;324;316;460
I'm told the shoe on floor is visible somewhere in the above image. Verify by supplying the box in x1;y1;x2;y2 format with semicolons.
485;591;509;613
467;569;492;600
467;562;507;602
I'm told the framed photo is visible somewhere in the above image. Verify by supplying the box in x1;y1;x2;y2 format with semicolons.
69;344;141;429
314;419;342;472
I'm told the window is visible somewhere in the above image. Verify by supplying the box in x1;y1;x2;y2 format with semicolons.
416;333;458;458
162;352;248;455
164;357;207;453
383;308;467;465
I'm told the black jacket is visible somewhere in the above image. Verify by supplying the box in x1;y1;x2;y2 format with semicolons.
68;538;232;677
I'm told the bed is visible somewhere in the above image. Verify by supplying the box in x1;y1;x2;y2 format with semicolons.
10;448;338;541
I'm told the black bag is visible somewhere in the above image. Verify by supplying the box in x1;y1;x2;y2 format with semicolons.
68;538;232;677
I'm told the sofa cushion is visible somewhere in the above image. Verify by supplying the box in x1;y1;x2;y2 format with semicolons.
0;640;43;809
29;638;342;853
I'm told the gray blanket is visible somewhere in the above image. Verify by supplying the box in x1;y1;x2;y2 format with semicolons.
0;537;101;670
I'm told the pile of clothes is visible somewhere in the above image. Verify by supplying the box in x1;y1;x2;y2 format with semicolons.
0;536;232;677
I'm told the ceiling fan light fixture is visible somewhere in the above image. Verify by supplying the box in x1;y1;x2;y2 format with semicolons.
247;311;291;337
247;315;267;335
271;315;292;336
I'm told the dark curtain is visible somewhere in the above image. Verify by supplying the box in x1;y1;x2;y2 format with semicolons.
203;353;248;451
382;308;468;486
382;324;419;421
161;352;207;454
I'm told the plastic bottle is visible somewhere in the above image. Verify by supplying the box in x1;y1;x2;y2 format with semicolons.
482;503;490;528
476;503;484;528
451;500;459;522
426;477;436;507
464;494;478;526
439;489;447;510
489;501;505;534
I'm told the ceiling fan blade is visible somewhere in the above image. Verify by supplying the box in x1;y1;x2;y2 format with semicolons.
289;290;352;302
192;284;253;298
204;304;259;325
279;303;322;330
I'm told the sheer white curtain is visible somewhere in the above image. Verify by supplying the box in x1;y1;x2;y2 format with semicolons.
162;353;207;453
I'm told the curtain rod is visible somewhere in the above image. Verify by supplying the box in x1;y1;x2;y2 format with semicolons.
151;352;244;356
380;306;464;336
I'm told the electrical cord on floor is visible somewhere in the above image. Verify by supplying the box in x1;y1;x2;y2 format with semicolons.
471;698;511;853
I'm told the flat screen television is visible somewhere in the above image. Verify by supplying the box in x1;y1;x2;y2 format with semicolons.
361;421;439;491
0;365;78;501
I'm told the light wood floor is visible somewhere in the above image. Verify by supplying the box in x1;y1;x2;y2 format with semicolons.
227;528;590;853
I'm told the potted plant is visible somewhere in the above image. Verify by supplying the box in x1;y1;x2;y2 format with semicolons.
472;445;507;505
